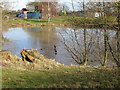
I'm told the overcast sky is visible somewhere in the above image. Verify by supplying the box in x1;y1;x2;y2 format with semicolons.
2;0;119;10
4;0;82;10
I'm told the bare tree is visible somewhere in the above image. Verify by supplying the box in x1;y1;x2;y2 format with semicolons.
59;1;119;67
27;2;58;19
59;1;93;65
0;2;13;10
106;2;120;67
71;0;75;13
58;3;69;12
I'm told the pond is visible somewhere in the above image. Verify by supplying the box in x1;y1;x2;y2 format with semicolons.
2;26;118;66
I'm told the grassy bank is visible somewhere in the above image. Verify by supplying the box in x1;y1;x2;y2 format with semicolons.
3;16;117;29
3;16;70;27
1;50;120;88
2;66;119;88
66;16;117;29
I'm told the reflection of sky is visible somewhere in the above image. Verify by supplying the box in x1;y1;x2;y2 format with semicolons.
3;28;30;41
2;26;116;65
2;27;42;57
2;27;74;65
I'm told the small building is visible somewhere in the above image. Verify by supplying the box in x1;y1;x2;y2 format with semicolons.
27;11;41;19
26;2;58;19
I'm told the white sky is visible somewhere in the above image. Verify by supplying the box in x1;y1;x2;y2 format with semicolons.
1;0;79;10
1;0;118;10
10;0;35;10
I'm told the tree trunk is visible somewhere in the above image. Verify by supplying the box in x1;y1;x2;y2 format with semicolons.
103;32;108;67
83;28;87;66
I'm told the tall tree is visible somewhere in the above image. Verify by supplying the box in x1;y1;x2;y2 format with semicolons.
27;2;58;19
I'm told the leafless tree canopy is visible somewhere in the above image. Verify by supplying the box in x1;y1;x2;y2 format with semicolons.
60;1;120;67
0;2;12;10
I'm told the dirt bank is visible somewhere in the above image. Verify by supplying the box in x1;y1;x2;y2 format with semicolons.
0;49;62;70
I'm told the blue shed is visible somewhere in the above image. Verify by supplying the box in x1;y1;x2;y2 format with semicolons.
27;11;41;19
20;13;24;18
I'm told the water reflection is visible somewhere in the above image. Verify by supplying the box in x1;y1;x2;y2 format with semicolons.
2;26;117;66
2;26;73;65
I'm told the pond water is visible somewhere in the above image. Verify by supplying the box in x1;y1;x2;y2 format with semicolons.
2;26;118;66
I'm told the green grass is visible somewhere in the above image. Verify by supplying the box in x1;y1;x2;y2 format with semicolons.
2;66;120;88
5;16;70;25
4;16;117;29
67;16;117;26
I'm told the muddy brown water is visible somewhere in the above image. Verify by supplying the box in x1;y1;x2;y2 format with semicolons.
2;26;117;66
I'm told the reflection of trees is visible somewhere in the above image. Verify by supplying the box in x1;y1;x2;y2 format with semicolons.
60;1;120;67
1;25;10;50
60;28;95;65
25;26;57;43
24;26;59;59
60;27;118;66
106;31;120;67
104;2;120;67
